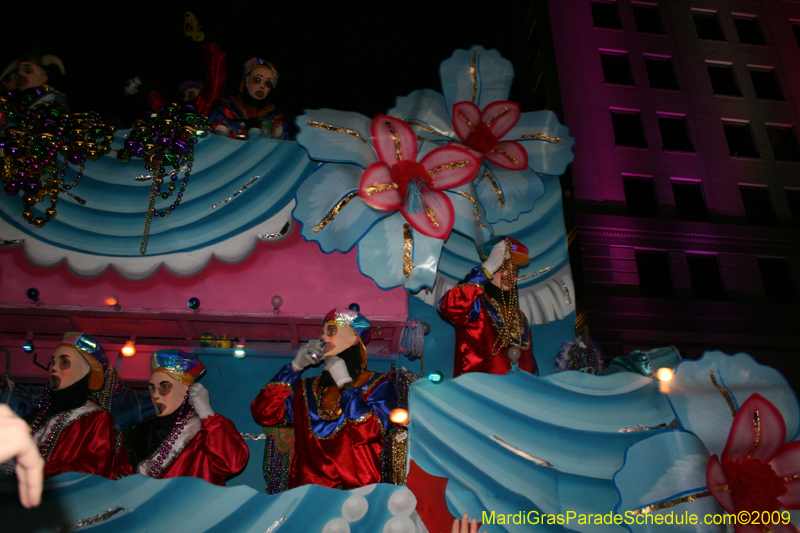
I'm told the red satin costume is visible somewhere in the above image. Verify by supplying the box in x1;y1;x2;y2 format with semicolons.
113;414;249;486
39;401;115;478
438;266;538;377
251;364;395;489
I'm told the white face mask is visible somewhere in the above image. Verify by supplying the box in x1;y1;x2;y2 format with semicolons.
320;324;358;357
148;372;189;417
124;77;142;96
50;346;90;390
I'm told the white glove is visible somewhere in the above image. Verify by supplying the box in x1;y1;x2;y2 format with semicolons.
482;240;508;276
213;124;230;136
292;339;325;372
189;383;214;419
323;355;353;388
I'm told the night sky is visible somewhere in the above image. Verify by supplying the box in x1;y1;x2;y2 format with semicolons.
3;1;539;134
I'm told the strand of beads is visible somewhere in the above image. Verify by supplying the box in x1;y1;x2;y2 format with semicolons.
28;386;52;437
37;410;73;459
148;386;195;479
490;239;523;357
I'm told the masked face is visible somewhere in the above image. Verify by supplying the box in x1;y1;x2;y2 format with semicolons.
149;371;189;417
244;66;276;101
50;346;90;390
1;72;17;91
183;87;200;101
320;324;358;357
16;61;48;90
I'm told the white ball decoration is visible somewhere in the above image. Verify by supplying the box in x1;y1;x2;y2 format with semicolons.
351;483;377;496
341;495;369;522
382;516;416;533
322;518;350;533
387;488;417;517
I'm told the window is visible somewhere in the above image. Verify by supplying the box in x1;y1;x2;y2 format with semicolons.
672;180;707;221
793;20;800;48
623;175;659;218
785;188;800;228
750;67;784;100
600;51;635;85
758;258;798;304
693;10;725;40
591;1;623;29
635;250;673;298
740;185;776;226
733;15;766;45
767;126;800;162
658;114;694;152
633;3;666;34
611;109;647;148
723;121;759;158
707;62;741;96
645;55;679;90
687;254;725;300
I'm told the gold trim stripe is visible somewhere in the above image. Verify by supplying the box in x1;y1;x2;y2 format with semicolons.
402;119;445;136
428;161;471;178
518;133;564;143
402;223;415;277
456;191;488;228
631;490;711;515
470;50;478;103
313;192;358;234
486;107;509;128
459;113;475;131
364;182;398;196
425;208;439;227
484;170;505;208
386;121;403;162
306;121;368;144
710;371;737;417
489;148;520;166
746;410;761;459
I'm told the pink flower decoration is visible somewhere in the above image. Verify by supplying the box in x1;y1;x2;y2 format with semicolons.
359;115;480;239
451;100;529;171
706;393;800;533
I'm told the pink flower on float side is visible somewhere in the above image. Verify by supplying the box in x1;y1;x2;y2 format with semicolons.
706;393;800;533
451;100;529;171
358;114;480;239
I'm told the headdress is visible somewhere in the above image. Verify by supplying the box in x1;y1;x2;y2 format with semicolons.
58;332;107;391
151;349;206;385
323;307;371;368
239;57;279;92
480;235;530;267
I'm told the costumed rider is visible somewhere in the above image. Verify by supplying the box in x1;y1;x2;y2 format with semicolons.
112;350;248;486
1;51;69;112
251;307;397;489
209;57;288;140
438;236;539;377
0;333;115;478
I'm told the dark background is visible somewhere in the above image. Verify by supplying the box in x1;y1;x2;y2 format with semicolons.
2;1;541;134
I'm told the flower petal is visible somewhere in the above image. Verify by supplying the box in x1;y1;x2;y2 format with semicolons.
293;163;390;253
722;393;787;464
359;162;403;211
371;114;418;166
389;89;455;141
400;189;454;239
444;181;493;243
296;109;376;169
484;140;529;171
707;454;737;513
476;163;544;224
440;46;513;112
419;145;480;191
481;100;521;140
508;109;576;176
772;441;800;508
357;213;444;291
451;101;482;144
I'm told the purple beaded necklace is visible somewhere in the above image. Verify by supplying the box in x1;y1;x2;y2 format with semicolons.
29;387;74;459
148;384;194;479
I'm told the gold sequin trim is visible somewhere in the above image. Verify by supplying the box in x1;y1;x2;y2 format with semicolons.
518;133;564;143
491;435;552;466
385;121;403;162
402;119;445;137
470;50;478;103
428;160;471;178
456;191;488;228
631;490;711;515
306;121;368;144
484;170;505;208
710;371;737;417
313;192;358;234
783;474;800;482
364;182;398;196
489;148;520;166
486;107;509;128
403;223;415;277
619;423;668;433
459;113;475;131
425;208;439;227
746;410;761;459
301;375;388;440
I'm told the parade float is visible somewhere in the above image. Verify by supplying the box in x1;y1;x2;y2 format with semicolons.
1;46;797;533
